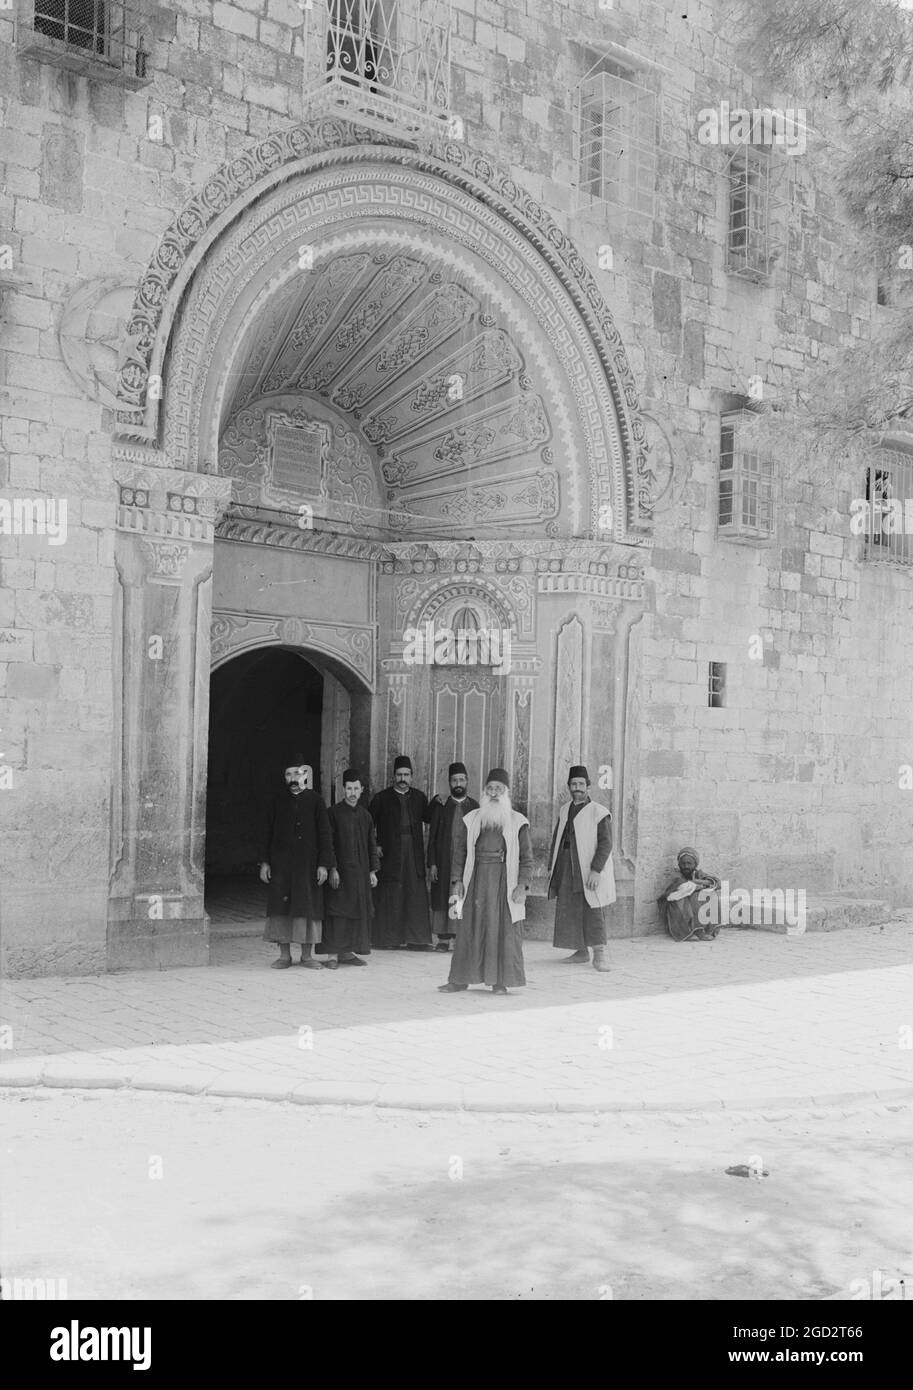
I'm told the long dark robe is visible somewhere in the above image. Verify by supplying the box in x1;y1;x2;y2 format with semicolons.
262;788;335;939
547;799;612;948
369;786;431;948
317;801;379;956
448;820;533;987
427;793;479;933
657;869;722;941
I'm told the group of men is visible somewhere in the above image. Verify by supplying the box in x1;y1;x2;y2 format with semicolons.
259;755;616;994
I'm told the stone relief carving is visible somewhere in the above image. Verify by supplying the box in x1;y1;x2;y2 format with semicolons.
388;468;559;531
512;685;532;812
210;608;374;687
59;277;136;408
362;328;521;444
114;118;650;538
219;402;382;529
552;616;584;809
142;540;191;581
640;413;680;514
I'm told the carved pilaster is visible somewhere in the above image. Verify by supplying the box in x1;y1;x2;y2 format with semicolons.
551;615;585;811
380;664;410;787
507;667;537;817
107;461;231;969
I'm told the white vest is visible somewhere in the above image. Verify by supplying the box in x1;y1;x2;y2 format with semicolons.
452;806;530;924
549;799;616;908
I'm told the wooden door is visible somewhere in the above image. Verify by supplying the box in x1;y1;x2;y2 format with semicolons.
429;667;505;802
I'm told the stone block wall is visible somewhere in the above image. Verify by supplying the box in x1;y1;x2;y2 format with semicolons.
2;0;911;967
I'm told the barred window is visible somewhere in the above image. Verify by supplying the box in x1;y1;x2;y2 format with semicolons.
718;409;775;541
726;144;788;282
708;662;726;709
34;0;107;55
27;0;149;80
327;0;395;89
856;449;913;565
577;60;657;216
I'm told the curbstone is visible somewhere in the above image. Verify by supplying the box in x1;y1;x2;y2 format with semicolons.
290;1080;380;1107
376;1083;463;1111
40;1055;127;1089
0;1057;48;1087
205;1072;296;1101
131;1066;220;1095
464;1086;557;1114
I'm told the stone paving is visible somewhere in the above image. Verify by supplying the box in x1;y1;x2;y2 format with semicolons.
2;919;912;1113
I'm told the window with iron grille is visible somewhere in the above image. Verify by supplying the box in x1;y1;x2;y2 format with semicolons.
726;143;787;281
718;409;775;541
708;662;726;709
856;448;913;565
576;58;657;216
327;0;393;88
34;0;106;54
24;1;150;83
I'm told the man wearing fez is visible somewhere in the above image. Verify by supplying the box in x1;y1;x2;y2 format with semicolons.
369;755;432;950
427;762;479;953
547;764;615;972
317;770;379;969
439;768;533;995
259;761;335;970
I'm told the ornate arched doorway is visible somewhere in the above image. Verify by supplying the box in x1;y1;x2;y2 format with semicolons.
107;122;649;968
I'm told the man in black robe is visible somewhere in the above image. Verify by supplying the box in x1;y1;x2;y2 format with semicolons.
369;755;432;950
259;761;335;969
317;769;379;969
427;762;479;953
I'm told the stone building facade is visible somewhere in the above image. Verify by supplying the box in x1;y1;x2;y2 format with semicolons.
1;0;911;975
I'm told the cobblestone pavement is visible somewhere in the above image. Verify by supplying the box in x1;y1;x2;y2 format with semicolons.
2;921;912;1113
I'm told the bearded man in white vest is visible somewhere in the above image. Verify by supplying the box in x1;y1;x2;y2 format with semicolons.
547;765;615;972
438;767;533;996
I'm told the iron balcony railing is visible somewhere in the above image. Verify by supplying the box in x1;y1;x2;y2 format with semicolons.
303;0;454;139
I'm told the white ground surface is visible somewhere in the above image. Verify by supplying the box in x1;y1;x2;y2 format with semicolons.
3;1090;912;1301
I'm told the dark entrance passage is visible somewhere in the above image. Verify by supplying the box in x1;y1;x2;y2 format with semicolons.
204;648;324;927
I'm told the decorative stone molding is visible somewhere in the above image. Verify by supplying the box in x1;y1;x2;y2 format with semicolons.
113;117;650;537
538;572;644;601
215;508;389;556
220;398;383;526
394;569;534;639
113;448;233;543
210;608;375;689
142;540;192;583
552;616;585;810
510;680;534;813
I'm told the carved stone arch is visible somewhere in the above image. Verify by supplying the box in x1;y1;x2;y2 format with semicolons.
115;119;651;540
210;613;375;692
406;577;516;637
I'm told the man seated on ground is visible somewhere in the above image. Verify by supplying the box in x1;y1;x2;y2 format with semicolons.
657;846;722;941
